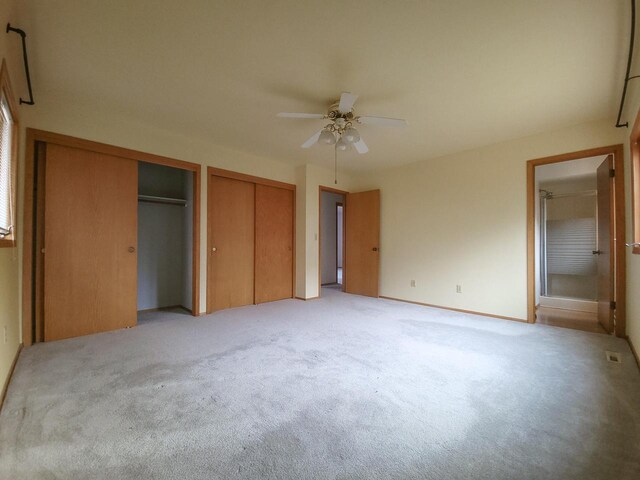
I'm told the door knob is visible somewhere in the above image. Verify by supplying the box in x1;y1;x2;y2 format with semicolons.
592;250;602;255
372;247;378;252
128;246;135;253
212;247;217;252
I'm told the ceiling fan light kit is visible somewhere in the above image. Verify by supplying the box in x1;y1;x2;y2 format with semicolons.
277;91;407;154
319;129;337;145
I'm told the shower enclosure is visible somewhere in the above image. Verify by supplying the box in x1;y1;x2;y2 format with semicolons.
539;189;598;301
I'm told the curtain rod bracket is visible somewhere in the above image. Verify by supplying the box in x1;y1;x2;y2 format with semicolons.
6;23;35;106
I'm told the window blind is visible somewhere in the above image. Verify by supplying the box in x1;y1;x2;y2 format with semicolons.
0;94;13;237
546;218;597;276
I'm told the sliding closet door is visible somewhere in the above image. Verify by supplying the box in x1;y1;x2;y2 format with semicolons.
345;189;380;297
207;175;255;312
255;184;294;303
44;144;138;341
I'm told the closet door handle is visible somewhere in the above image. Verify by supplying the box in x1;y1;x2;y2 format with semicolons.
128;246;135;253
212;247;217;253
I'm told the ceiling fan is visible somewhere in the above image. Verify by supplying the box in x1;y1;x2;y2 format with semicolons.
277;92;407;154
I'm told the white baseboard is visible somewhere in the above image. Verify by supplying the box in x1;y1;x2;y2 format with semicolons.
539;296;597;313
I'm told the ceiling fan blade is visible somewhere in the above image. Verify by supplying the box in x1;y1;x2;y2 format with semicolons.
353;138;369;154
277;112;326;119
301;130;323;148
338;92;358;113
357;116;407;127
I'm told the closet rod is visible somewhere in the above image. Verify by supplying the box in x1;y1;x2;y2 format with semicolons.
138;194;187;206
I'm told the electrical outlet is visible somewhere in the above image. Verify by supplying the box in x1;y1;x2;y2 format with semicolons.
456;284;462;294
410;280;416;287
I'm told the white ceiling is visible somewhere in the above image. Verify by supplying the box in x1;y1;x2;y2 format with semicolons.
21;0;628;171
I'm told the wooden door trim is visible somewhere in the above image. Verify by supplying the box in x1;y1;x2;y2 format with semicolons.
318;186;348;296
336;202;343;288
22;129;202;346
24;129;200;171
526;144;626;337
630;111;640;255
208;166;295;191
206;168;296;313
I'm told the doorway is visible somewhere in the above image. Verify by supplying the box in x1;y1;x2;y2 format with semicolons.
527;145;626;337
137;162;194;322
319;186;381;298
319;187;347;293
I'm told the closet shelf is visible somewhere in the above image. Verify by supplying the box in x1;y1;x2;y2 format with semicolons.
138;194;187;206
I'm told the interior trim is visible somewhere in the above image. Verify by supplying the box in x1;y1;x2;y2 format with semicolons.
206;167;296;314
0;59;20;248
208;166;295;191
0;343;22;413
628;336;640;371
379;296;527;323
318;185;348;297
526;144;626;337
630;107;640;255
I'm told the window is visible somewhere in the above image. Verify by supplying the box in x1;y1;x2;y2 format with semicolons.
0;59;18;248
632;107;640;255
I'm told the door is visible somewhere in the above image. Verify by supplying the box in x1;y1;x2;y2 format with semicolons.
345;189;380;297
208;175;255;312
596;155;614;333
255;184;294;303
44;144;138;341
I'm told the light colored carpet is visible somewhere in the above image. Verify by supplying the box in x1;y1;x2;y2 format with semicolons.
1;288;639;479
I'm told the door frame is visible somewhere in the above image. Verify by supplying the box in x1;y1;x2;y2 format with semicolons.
336;202;343;284
22;129;202;346
318;186;348;296
206;167;296;314
526;144;626;337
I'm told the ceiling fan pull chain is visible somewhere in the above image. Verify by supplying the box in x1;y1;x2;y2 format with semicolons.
334;145;338;184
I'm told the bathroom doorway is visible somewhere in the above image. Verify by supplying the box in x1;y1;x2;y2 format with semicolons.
527;146;626;336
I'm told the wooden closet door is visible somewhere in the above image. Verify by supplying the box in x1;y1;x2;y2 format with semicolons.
345;189;380;297
44;144;138;341
208;175;255;312
255;184;294;303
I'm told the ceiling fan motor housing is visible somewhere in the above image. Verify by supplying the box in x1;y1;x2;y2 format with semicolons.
326;102;356;134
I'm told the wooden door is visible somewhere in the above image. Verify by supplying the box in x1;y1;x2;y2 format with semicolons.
345;190;380;297
207;175;255;312
44;144;138;341
255;184;294;303
596;155;614;333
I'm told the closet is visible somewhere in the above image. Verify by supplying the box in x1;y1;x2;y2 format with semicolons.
207;169;295;313
137;162;194;315
27;131;201;343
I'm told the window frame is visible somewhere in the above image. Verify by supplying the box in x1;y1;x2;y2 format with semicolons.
0;58;19;248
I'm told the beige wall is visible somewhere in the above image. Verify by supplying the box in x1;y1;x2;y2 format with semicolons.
352;119;624;321
295;164;353;299
621;48;640;355
0;0;25;395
